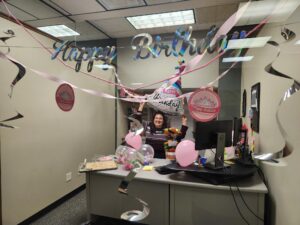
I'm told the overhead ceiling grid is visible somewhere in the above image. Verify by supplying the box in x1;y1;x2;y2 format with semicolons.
0;0;272;41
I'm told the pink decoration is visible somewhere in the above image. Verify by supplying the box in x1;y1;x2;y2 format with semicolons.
125;132;142;150
188;88;221;122
175;140;198;167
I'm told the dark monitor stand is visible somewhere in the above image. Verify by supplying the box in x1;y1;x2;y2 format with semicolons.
195;120;233;170
204;132;228;170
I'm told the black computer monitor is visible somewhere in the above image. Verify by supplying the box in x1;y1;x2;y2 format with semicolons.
195;120;233;150
194;120;233;169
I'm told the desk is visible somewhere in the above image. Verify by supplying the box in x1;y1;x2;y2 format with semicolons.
85;159;267;225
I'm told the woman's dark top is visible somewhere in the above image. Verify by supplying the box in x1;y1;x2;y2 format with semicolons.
134;111;188;158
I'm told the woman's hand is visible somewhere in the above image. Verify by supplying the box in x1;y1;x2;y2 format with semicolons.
138;101;146;112
181;115;187;126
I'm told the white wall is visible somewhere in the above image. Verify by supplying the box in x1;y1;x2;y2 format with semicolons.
0;18;115;224
241;6;300;225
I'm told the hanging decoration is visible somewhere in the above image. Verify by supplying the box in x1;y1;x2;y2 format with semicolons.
188;88;221;122
255;26;299;160
147;78;184;115
0;30;25;128
55;83;75;112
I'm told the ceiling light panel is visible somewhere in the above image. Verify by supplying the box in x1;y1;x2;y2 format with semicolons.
96;0;145;10
222;56;254;63
0;4;36;21
49;0;106;14
226;37;271;49
37;25;80;37
127;9;195;29
7;0;61;19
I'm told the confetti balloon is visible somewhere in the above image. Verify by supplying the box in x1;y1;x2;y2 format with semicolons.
123;147;138;170
115;145;128;164
138;144;154;164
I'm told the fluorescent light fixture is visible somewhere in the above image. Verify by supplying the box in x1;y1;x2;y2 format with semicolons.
37;25;79;37
227;37;271;49
222;56;254;63
97;0;145;10
295;40;300;45
126;9;195;29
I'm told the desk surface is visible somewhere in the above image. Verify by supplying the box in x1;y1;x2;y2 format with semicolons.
93;159;268;194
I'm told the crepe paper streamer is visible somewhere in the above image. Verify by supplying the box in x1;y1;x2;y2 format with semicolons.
0;47;241;113
0;50;187;106
175;140;198;167
0;50;236;111
1;0;260;93
183;1;251;75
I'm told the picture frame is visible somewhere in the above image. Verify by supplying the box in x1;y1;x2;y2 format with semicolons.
242;89;247;117
251;83;260;132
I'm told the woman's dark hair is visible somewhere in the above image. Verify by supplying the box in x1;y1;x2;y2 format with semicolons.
149;111;168;131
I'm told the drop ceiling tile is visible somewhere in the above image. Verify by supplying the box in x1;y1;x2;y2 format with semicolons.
48;0;106;15
61;32;107;41
215;4;238;22
109;30;138;38
93;17;135;33
145;0;186;5
8;0;61;19
195;6;216;24
0;3;37;21
96;0;145;10
26;17;72;27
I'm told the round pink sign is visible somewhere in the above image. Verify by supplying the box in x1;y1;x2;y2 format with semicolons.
188;88;221;122
55;83;75;111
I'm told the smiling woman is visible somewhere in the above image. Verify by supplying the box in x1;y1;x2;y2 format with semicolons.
133;102;188;158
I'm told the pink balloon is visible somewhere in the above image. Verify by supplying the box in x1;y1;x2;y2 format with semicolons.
125;132;142;150
175;140;198;167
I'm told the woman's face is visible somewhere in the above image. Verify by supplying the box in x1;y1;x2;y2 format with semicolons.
153;114;164;128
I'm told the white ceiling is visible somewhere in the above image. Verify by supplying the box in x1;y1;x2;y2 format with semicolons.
0;0;299;41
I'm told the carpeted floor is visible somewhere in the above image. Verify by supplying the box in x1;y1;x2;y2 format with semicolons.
28;189;88;225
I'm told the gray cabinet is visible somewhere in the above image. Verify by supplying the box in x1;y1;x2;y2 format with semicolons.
86;160;267;225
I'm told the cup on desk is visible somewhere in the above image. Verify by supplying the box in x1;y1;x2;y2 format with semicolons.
200;157;207;166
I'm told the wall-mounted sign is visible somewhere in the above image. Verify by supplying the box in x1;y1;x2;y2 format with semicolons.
188;88;221;122
55;83;75;112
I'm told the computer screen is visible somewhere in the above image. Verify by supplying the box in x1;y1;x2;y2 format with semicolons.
233;117;242;146
194;120;233;150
